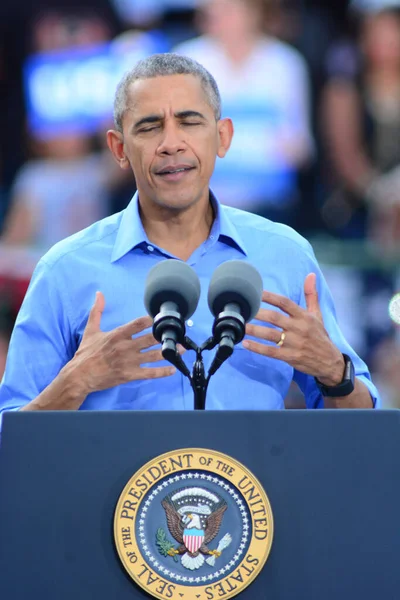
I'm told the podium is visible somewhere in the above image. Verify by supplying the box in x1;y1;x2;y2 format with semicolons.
0;409;400;599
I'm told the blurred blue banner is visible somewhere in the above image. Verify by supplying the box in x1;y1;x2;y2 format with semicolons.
23;30;170;138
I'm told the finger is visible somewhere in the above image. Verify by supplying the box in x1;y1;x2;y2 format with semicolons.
139;348;165;364
304;273;321;317
140;366;177;379
261;290;303;317
242;339;283;360
245;324;283;344
252;308;291;330
135;336;186;353
131;334;186;355
134;332;160;351
84;291;105;337
117;315;153;338
138;343;186;361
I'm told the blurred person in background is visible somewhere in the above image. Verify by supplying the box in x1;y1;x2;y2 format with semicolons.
110;0;198;39
319;3;400;365
30;9;111;51
321;3;400;252
0;10;126;253
1;132;113;251
173;0;314;226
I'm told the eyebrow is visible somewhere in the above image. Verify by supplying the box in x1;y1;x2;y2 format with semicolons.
133;110;207;130
175;110;206;121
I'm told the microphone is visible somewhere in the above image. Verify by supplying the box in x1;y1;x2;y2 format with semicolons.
144;260;201;373
207;260;263;375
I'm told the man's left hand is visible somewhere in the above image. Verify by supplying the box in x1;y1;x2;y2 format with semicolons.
242;273;345;386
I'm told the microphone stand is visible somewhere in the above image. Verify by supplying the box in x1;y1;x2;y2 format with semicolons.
158;332;218;411
153;312;212;410
163;334;238;411
155;311;245;411
183;336;217;411
189;307;245;408
189;344;208;411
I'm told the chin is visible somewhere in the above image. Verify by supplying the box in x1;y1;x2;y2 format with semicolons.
154;192;202;212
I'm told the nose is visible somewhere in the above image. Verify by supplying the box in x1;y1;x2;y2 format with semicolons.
157;121;186;156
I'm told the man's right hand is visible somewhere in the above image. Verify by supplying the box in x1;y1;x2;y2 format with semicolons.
72;291;176;394
21;291;176;413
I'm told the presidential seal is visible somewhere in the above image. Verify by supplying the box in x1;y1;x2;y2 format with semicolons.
114;449;273;600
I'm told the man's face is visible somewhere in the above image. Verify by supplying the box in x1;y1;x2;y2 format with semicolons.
108;74;232;212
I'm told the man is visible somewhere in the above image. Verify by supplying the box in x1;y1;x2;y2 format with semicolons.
0;53;379;416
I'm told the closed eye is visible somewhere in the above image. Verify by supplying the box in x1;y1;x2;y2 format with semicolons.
138;125;160;133
182;122;201;126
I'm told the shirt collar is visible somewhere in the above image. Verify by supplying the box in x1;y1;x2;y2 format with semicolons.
111;190;248;263
111;192;149;263
211;191;248;256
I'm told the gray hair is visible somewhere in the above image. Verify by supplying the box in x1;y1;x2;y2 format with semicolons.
113;53;222;132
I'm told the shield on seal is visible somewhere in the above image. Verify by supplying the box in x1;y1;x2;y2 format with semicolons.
183;528;205;553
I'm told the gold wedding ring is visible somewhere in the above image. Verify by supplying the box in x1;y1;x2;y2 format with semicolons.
277;332;286;347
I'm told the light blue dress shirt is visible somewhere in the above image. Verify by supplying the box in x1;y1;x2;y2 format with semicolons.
0;192;380;415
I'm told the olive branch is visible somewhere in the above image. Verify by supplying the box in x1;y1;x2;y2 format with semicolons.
156;528;179;562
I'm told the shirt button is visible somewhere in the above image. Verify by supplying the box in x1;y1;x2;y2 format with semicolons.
147;245;154;252
187;319;194;327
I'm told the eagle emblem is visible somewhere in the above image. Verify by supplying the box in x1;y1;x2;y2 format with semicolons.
159;486;232;570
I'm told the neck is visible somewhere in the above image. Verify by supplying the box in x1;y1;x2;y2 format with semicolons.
139;193;215;261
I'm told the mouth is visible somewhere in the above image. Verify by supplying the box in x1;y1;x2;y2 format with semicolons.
155;166;196;182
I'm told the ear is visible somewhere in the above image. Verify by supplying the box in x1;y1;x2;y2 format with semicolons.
216;118;234;158
106;129;130;169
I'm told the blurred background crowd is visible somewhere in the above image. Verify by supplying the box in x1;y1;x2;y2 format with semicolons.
1;0;400;406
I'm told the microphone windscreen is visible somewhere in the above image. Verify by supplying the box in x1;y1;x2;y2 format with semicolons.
144;259;201;320
208;260;263;322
